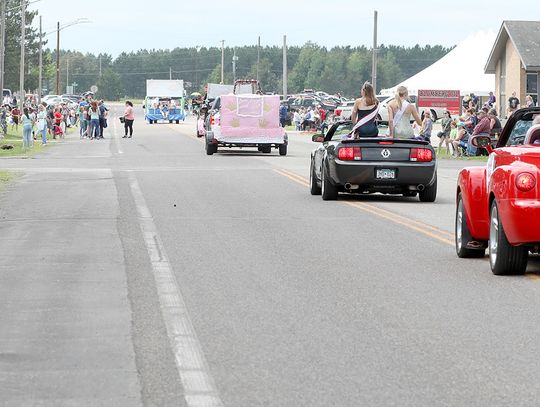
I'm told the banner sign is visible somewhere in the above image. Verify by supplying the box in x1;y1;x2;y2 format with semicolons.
418;89;461;115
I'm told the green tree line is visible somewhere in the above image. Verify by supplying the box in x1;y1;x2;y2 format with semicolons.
2;3;452;100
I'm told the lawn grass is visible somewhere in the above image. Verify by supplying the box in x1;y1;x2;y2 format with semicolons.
0;169;11;190
435;147;489;161
0;125;50;157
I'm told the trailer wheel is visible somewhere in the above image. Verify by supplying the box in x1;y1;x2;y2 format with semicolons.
261;145;272;154
279;144;287;156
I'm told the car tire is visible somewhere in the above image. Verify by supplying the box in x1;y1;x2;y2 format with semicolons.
205;141;217;156
176;120;180;124
261;145;272;154
279;144;287;156
169;120;173;124
489;201;528;275
455;193;485;258
419;175;437;202
321;163;338;201
310;160;321;195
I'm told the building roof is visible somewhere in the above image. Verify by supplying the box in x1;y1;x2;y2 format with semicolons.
485;21;540;73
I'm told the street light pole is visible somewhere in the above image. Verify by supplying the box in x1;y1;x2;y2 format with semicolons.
220;40;224;84
19;0;26;112
55;21;60;95
0;0;6;99
38;15;42;103
371;10;378;93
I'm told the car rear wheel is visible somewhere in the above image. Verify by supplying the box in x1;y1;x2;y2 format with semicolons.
321;164;338;200
489;201;528;275
419;175;437;202
455;193;485;258
310;160;321;195
279;144;287;156
205;141;217;156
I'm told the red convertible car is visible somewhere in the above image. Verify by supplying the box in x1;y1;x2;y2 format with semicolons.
455;107;540;275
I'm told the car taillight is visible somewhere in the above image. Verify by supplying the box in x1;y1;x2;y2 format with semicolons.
210;116;216;125
410;148;433;162
516;172;536;192
338;147;361;161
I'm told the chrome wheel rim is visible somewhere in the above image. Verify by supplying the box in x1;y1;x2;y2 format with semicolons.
456;199;463;251
489;204;499;267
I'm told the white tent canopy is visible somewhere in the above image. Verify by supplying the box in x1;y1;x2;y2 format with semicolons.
381;31;496;97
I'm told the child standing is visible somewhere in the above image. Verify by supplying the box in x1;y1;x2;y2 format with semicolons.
419;111;433;142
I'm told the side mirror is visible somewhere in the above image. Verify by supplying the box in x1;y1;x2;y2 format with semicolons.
312;134;324;143
471;134;493;153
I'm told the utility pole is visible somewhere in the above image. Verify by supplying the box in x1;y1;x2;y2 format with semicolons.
55;21;60;95
66;58;69;93
232;47;238;82
282;35;287;101
38;15;42;103
371;10;378;93
256;36;260;82
0;0;6;98
169;66;172;80
220;40;224;84
19;0;26;112
99;55;102;77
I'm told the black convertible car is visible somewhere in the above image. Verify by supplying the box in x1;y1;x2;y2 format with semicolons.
310;121;437;201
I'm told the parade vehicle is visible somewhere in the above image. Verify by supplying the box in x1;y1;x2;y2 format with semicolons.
204;80;288;156
144;79;185;124
310;120;437;201
455;107;540;275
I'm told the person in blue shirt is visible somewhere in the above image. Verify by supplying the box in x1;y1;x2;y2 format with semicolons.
279;102;288;128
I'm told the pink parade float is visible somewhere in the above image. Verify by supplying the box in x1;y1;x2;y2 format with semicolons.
202;80;288;156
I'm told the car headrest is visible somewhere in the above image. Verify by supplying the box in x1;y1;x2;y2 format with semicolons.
525;124;540;145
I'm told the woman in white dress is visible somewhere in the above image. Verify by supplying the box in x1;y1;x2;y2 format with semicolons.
387;86;422;138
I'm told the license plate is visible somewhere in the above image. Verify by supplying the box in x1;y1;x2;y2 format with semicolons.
376;169;396;179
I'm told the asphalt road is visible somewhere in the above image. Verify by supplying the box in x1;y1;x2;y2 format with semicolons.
1;104;540;406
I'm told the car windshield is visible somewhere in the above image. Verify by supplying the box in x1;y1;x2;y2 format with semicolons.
506;120;532;146
330;123;353;141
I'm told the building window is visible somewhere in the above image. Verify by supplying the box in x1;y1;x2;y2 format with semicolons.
527;72;538;106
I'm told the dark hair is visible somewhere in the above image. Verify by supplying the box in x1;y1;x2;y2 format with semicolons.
23;107;29;119
125;101;133;107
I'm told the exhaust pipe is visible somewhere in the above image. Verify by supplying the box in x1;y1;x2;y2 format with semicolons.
345;183;360;191
417;184;425;191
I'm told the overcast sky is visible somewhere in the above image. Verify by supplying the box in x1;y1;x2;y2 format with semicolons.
34;0;539;56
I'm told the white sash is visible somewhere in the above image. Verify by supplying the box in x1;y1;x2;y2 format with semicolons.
343;104;380;139
392;100;409;126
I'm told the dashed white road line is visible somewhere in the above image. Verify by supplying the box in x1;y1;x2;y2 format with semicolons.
127;171;223;407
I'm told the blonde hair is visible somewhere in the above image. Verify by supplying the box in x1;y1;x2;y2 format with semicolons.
395;86;408;110
362;81;378;106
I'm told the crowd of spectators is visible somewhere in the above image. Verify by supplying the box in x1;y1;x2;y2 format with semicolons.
0;93;108;148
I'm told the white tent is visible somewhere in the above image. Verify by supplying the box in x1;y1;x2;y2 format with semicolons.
381;31;496;97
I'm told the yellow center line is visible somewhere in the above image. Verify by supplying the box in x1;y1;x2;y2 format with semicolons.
277;168;454;239
274;169;309;187
274;167;540;282
278;168;311;185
